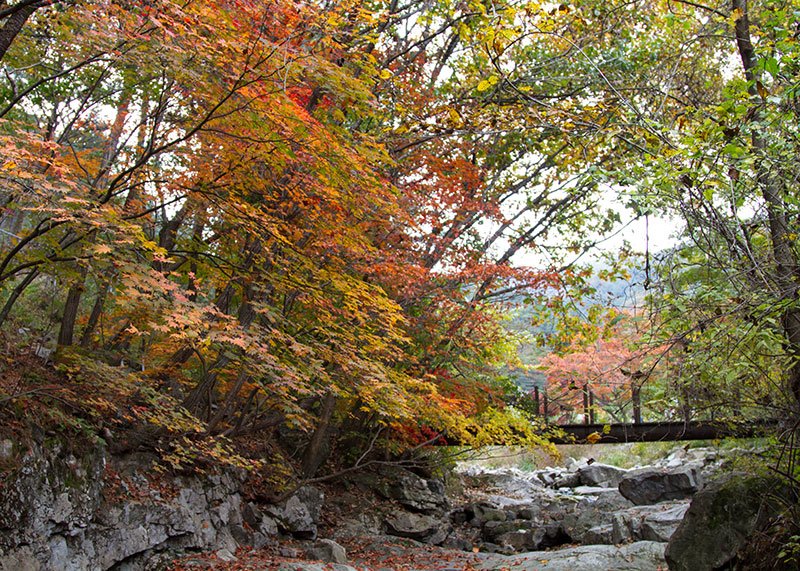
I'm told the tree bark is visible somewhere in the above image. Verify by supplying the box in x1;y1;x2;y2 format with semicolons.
733;0;800;405
300;390;337;478
0;267;38;328
57;270;85;346
0;1;38;62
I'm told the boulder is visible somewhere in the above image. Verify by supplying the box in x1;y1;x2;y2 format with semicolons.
477;541;666;571
552;471;582;489
618;466;702;505
578;463;627;488
305;539;348;564
494;528;546;552
384;511;449;544
562;491;633;543
465;503;506;526
640;502;689;542
482;519;536;541
359;467;449;514
275;564;358;571
665;473;788;571
266;486;324;539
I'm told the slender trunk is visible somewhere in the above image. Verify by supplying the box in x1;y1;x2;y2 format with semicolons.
733;0;800;405
206;368;250;434
0;267;38;328
300;391;337;478
79;280;107;347
57;265;87;346
58;286;82;346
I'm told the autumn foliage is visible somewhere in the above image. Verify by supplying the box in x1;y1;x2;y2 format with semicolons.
0;0;665;479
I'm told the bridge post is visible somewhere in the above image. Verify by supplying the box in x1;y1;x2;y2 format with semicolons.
632;384;642;424
583;384;589;425
589;389;596;424
543;391;549;425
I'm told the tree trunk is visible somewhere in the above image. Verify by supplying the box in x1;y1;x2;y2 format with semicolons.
79;281;107;347
57;275;84;346
300;390;337;478
0;2;38;62
733;0;800;406
0;267;38;328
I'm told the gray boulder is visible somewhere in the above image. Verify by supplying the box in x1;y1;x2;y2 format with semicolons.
305;538;348;564
562;490;633;543
665;473;788;571
641;502;689;542
275;564;358;571
578;463;627;488
266;486;324;539
384;511;449;544
477;541;666;570
619;466;702;505
465;503;506;526
360;467;449;514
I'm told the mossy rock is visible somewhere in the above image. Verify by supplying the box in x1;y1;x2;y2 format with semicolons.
665;472;790;571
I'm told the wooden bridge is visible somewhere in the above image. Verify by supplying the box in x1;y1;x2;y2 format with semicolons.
548;420;778;444
528;386;777;444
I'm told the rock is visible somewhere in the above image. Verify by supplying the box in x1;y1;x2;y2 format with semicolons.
578;463;627;488
665;473;788;571
494;528;546;552
582;524;614;545
275;564;359;571
611;509;643;544
466;503;506;526
243;502;279;537
562;491;633;543
305;538;348;564
515;506;539;520
640;502;689;542
441;536;474;551
477;541;666;570
0;439;251;570
618;466;702;505
334;512;383;539
266;486;324;539
464;468;544;497
354;467;449;514
552;471;582;489
482;519;536;541
0;545;40;571
215;548;237;562
384;511;449;544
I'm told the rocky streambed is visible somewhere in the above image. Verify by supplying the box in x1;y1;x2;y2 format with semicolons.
0;441;781;570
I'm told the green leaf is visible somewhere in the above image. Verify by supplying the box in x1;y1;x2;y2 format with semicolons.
722;143;746;158
763;56;779;78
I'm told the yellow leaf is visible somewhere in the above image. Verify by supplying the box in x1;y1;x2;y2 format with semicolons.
379;69;392;79
447;108;462;125
728;7;743;26
477;79;492;92
586;431;602;444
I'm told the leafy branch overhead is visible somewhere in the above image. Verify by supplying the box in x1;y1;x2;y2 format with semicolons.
0;0;798;483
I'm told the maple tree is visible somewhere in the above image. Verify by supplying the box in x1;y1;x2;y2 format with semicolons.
2;0;793;490
1;0;620;480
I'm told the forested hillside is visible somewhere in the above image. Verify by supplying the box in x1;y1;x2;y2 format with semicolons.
0;0;798;491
